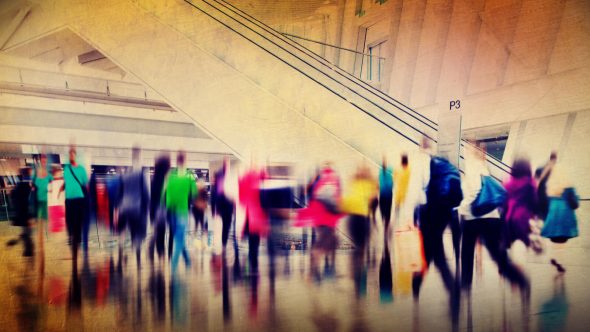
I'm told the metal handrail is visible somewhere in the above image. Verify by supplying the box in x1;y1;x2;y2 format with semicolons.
186;0;438;141
280;33;386;60
183;0;428;145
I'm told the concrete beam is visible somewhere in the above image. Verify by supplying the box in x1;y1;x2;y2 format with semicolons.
503;0;567;85
0;4;31;50
436;0;485;103
410;0;453;107
387;0;428;103
0;124;232;156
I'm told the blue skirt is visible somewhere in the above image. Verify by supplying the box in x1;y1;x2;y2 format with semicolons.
540;198;578;239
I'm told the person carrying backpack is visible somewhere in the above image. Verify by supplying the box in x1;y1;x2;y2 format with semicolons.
420;155;461;281
413;152;462;323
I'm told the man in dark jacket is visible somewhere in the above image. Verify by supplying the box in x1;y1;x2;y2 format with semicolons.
118;146;149;268
9;167;34;256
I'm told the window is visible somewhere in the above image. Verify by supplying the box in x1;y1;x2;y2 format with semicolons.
463;126;510;161
360;40;387;84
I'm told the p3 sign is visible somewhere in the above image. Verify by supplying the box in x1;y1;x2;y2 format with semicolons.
450;100;461;110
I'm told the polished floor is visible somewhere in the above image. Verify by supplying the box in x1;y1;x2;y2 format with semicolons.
1;205;589;331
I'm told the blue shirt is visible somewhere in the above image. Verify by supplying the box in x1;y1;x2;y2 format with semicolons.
379;166;394;194
64;164;88;199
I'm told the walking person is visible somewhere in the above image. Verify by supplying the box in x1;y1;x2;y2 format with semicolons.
192;178;209;249
379;156;394;237
296;162;343;280
61;145;89;269
393;154;411;230
412;153;462;326
503;158;538;249
211;158;235;254
118;146;149;269
539;153;579;273
164;151;197;273
341;164;378;297
9;167;34;257
239;163;268;273
148;154;170;263
460;144;529;291
47;165;66;234
32;154;53;269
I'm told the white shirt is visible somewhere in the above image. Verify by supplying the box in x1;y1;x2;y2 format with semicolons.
407;150;431;207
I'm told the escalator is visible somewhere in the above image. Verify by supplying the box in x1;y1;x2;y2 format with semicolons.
205;0;512;179
176;0;511;178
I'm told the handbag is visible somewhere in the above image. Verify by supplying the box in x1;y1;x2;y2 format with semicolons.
471;175;506;216
394;229;426;272
562;187;579;210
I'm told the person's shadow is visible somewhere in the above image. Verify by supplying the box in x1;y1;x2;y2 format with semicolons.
14;261;42;332
379;239;393;303
66;259;83;331
538;274;569;332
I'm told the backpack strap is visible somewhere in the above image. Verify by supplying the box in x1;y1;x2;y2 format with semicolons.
67;164;87;197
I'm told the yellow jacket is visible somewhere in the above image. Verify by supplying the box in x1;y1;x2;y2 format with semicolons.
341;178;378;216
394;166;411;205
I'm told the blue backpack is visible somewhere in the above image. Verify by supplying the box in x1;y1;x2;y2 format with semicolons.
427;156;463;210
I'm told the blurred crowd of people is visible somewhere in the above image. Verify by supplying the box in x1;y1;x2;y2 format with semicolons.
7;140;581;324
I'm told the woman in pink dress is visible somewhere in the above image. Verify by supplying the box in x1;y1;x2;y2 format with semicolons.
239;166;268;272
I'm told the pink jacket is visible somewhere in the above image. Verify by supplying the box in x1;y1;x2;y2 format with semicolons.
503;176;537;244
239;168;268;236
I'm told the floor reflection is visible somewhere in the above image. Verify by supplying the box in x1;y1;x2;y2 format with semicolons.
1;223;589;331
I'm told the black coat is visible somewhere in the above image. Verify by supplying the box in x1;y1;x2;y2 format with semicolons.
11;182;32;227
